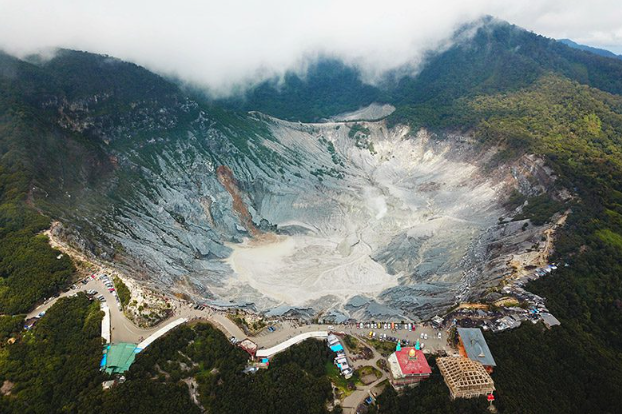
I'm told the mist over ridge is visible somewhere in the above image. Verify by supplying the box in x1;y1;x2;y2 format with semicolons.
2;0;622;98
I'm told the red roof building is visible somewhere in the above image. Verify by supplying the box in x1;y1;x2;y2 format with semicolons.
238;339;258;358
388;347;432;387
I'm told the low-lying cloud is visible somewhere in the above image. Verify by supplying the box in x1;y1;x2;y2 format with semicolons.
1;0;621;96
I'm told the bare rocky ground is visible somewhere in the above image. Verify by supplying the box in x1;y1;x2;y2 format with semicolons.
49;109;560;322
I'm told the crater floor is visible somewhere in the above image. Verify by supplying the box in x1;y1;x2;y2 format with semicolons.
207;120;505;319
89;110;516;321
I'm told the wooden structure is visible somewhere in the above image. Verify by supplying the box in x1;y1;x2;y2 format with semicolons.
437;357;495;399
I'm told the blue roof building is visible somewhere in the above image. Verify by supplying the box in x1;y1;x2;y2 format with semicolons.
457;328;496;371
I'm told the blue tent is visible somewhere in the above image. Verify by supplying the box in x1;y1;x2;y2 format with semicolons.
330;344;344;352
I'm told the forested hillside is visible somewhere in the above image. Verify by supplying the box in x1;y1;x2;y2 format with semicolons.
0;295;104;413
218;18;622;124
2;15;622;414
0;297;337;414
371;76;622;414
0;53;75;313
217;58;384;121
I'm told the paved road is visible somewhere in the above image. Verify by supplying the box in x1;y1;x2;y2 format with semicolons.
25;273;253;346
26;277;166;342
253;320;452;355
341;338;387;413
28;279;451;358
28;282;455;414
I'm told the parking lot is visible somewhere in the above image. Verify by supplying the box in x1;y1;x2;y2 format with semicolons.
250;320;453;355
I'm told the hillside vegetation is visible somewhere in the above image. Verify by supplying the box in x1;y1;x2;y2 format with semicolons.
2;16;622;414
0;295;338;414
0;62;76;313
0;295;104;413
219;19;622;124
371;75;622;413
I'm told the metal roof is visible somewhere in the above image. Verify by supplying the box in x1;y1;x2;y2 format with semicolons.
457;328;496;367
102;343;138;375
540;312;561;328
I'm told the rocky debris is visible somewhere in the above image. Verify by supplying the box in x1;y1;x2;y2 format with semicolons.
216;165;259;236
330;103;396;122
45;93;565;322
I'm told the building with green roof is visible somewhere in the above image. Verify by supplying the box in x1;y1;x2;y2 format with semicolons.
101;343;139;375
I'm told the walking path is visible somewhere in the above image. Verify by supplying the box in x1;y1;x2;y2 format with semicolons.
26;277;452;414
341;338;388;413
256;331;328;358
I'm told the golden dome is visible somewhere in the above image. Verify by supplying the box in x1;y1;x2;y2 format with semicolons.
408;348;416;358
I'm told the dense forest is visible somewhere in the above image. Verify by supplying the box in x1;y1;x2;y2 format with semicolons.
217;58;384;121
217;19;622;125
0;297;339;414
0;128;75;314
0;295;104;413
111;323;335;414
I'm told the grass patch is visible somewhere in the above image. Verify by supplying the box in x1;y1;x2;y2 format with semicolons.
356;365;382;380
348;123;371;138
376;358;389;373
514;194;564;225
113;276;131;307
367;339;397;357
343;334;360;351
325;361;361;397
596;229;622;250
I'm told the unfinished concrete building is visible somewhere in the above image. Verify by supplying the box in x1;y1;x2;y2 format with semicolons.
437;357;495;399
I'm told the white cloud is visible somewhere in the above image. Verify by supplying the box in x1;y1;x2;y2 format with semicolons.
1;0;621;95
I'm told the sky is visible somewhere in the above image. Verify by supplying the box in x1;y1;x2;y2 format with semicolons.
1;0;621;96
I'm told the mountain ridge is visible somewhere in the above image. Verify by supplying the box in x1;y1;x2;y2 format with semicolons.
1;16;622;413
558;38;622;60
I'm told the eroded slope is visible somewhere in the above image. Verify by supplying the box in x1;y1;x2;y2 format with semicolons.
72;113;551;320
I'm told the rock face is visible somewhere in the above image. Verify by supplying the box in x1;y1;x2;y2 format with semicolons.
48;95;554;321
